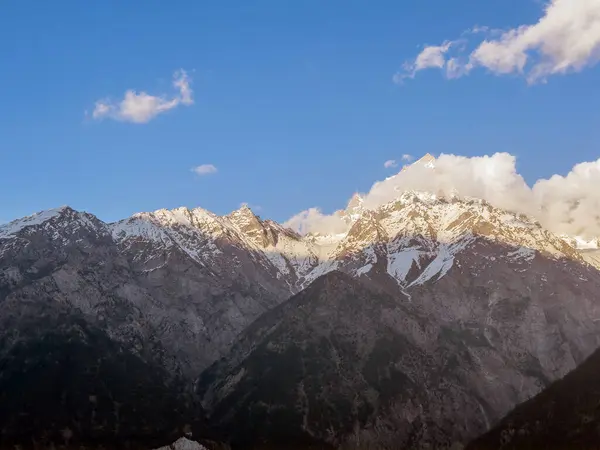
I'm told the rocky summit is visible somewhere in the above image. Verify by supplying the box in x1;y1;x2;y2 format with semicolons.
2;156;600;448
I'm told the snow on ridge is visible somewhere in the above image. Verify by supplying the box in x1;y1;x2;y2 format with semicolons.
110;215;173;245
227;204;260;228
506;246;536;262
10;191;588;291
387;249;419;283
408;245;453;287
111;210;225;266
0;206;69;239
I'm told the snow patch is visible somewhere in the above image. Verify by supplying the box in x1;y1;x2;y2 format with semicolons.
408;245;455;286
387;248;420;284
356;263;373;276
506;247;536;262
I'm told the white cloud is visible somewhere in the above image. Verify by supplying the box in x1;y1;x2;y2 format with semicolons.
396;0;600;83
533;159;600;237
192;164;217;176
394;41;455;82
284;207;348;236
284;152;600;240
402;154;414;162
91;70;193;123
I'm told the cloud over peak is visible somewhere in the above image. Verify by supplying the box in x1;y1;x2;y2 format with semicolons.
91;70;193;124
285;152;600;240
395;0;600;84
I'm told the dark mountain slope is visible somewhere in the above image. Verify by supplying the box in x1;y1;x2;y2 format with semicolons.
467;345;600;450
197;271;493;449
0;306;203;450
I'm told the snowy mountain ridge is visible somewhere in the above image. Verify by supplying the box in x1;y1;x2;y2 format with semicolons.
2;154;598;292
2;184;598;295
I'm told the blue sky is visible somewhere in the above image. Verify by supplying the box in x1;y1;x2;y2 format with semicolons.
1;0;599;225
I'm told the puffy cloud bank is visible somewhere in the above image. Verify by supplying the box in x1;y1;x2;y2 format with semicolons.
284;153;600;239
395;0;600;84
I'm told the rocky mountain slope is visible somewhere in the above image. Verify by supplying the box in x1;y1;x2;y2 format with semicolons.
466;344;600;450
2;181;596;379
0;206;292;378
197;247;600;449
197;271;453;449
2;154;600;448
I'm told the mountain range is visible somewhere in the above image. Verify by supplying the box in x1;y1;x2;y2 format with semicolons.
1;154;600;449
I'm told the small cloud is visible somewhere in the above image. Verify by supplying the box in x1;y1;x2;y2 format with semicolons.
402;154;414;162
394;41;456;83
192;164;217;176
91;70;193;124
384;160;398;169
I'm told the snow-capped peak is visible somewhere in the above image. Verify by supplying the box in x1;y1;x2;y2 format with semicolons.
401;153;436;172
226;203;261;227
0;206;71;239
339;193;366;225
418;153;436;168
347;193;364;210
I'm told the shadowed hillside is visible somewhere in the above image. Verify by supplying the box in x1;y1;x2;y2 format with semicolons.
467;346;600;450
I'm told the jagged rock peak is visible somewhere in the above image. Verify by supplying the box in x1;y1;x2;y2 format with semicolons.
402;153;436;172
415;153;436;168
225;204;278;248
226;203;260;223
419;152;436;164
348;213;388;243
347;192;364;210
